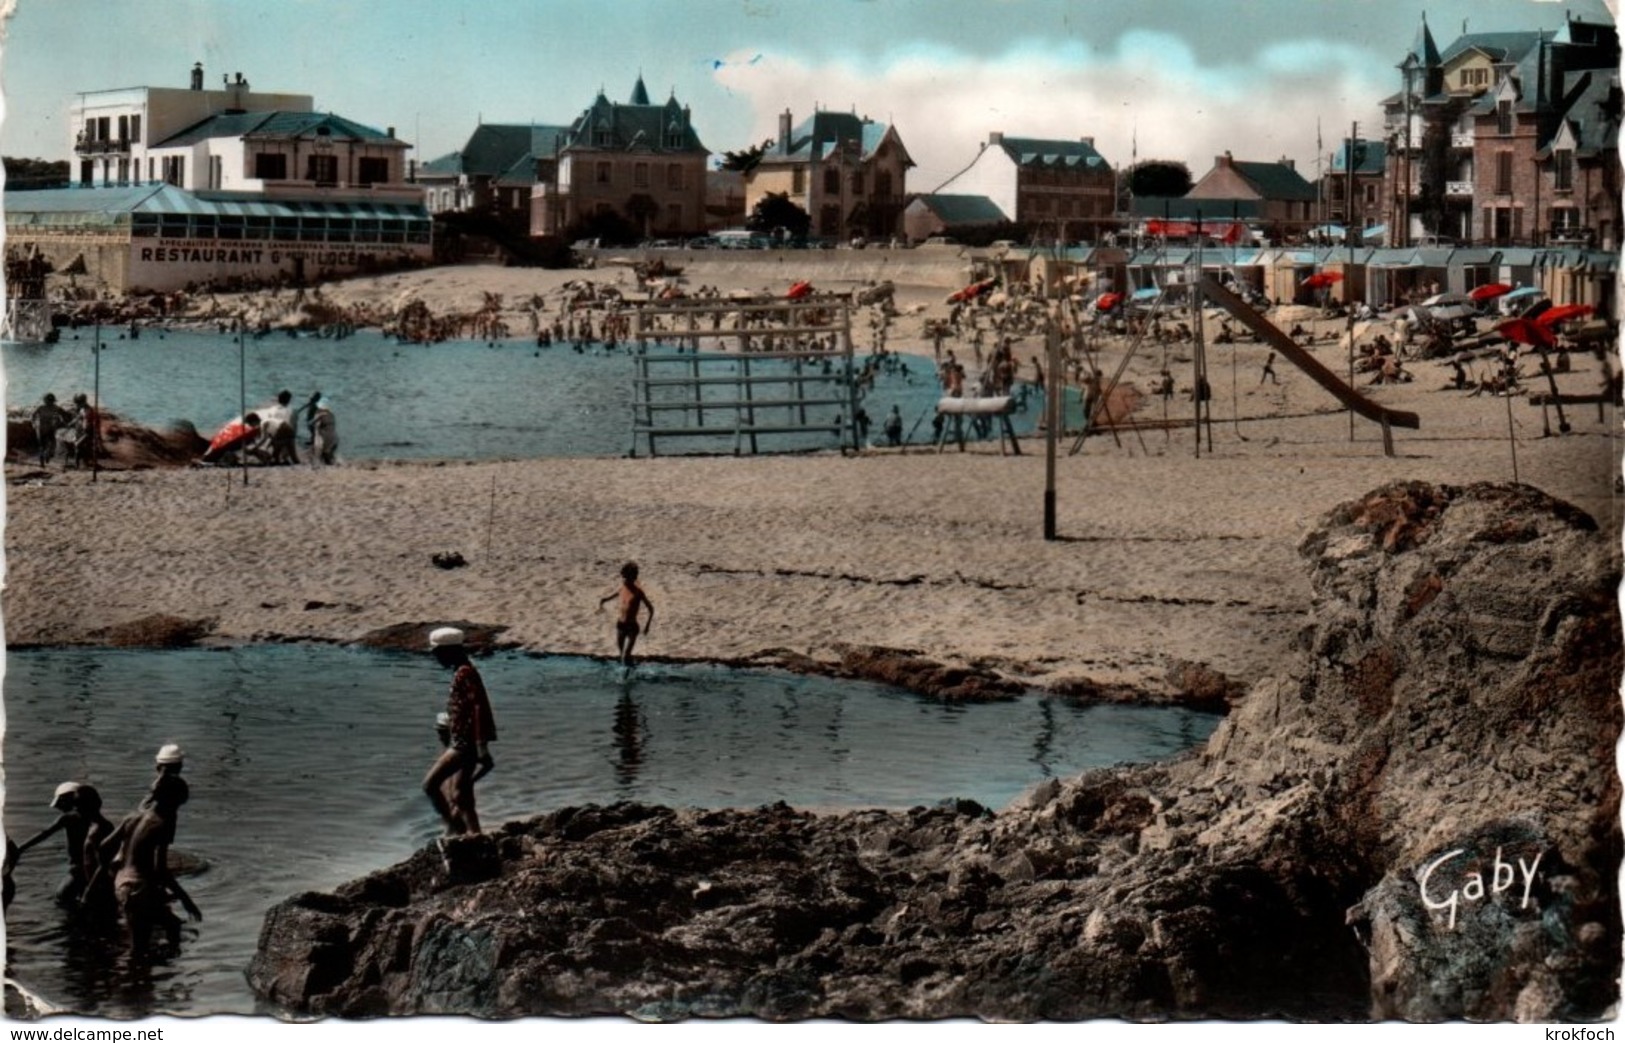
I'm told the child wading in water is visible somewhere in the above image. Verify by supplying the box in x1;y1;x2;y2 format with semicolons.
599;562;655;666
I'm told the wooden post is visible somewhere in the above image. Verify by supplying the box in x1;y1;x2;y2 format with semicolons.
1044;318;1060;540
1504;387;1519;483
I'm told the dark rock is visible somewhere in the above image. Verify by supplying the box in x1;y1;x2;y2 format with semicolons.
93;613;215;648
249;481;1621;1022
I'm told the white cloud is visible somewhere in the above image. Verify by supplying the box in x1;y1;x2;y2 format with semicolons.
712;35;1392;188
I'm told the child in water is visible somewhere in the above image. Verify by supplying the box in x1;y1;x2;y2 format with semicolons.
598;562;655;667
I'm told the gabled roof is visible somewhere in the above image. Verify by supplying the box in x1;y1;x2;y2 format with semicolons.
995;136;1109;171
1438;31;1547;68
563;90;707;154
1227;160;1316;201
908;193;1008;225
461;124;571;177
1547;69;1622;158
765;111;905;166
155;111;400;149
418;150;465;177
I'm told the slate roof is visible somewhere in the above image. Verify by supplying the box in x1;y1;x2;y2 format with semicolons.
765;111;904;165
995;136;1109;171
417;151;465;177
1549;69;1622;158
1437;31;1546;68
562;90;707;154
1330;140;1387;175
155;111;400;149
1225;160;1317;202
909;194;1008;225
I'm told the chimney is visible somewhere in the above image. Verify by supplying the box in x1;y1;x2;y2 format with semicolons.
387;126;395;139
1281;156;1295;171
1217;151;1233;167
1081;136;1094;148
778;109;791;151
190;62;204;91
989;131;1004;145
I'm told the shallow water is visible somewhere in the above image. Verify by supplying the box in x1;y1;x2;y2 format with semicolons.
3;330;1045;460
2;645;1218;1016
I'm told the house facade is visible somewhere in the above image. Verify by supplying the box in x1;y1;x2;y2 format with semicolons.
1382;14;1620;248
70;64;313;188
1185;153;1318;236
417;123;571;220
932;132;1115;242
1321;139;1387;237
745;109;912;241
901;194;1008;243
530;77;709;240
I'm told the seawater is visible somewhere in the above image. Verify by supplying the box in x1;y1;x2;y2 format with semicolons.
3;329;1045;460
1;645;1219;1017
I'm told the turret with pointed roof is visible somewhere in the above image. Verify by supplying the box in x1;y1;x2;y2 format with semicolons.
533;77;711;240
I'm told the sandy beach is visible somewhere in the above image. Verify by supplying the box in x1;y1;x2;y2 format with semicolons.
6;255;1620;695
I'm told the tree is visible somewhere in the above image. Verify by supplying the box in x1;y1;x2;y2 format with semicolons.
720;138;774;174
746;192;811;241
4;157;69;189
1128;160;1193;199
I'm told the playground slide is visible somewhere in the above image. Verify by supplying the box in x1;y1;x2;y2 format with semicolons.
1196;276;1420;431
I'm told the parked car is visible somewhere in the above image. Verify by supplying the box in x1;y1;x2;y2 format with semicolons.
715;229;771;250
685;235;720;250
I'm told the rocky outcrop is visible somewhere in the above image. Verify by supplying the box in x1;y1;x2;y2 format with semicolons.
248;481;1621;1021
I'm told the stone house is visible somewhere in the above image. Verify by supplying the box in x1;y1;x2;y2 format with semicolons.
744;109;912;241
931;132;1115;243
1185;153;1317;237
530;77;710;240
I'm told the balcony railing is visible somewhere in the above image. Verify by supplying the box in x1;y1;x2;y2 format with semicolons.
1445;180;1474;197
1450;133;1474;149
74;135;132;155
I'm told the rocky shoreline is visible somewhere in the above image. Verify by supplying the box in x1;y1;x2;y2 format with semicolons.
246;481;1622;1021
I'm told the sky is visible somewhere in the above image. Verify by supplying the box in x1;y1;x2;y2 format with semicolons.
0;0;1615;190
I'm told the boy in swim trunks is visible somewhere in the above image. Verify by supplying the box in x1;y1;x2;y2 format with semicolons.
598;562;655;666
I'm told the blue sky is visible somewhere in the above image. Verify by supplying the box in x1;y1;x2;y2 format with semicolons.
1;0;1614;187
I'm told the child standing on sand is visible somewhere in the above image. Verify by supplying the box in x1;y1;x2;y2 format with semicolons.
598;562;655;666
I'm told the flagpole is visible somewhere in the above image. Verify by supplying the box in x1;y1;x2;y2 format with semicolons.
239;319;249;487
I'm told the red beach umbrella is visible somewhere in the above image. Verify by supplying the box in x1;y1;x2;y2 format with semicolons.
1469;282;1513;302
1497;318;1556;350
786;280;814;300
1301;271;1344;289
1096;292;1123;312
1534;303;1594;328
